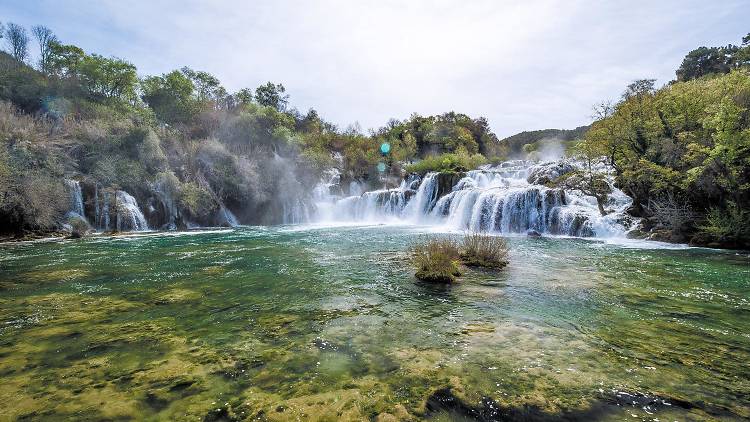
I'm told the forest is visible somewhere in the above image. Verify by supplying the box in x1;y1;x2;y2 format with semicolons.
0;22;748;248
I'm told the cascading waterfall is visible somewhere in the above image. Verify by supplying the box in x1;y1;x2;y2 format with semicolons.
312;159;634;237
115;191;149;232
313;173;421;222
403;172;438;220
64;179;86;221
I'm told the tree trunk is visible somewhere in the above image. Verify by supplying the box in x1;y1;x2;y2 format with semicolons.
596;197;607;216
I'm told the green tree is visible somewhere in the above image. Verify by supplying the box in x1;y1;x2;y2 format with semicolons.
255;82;288;110
141;70;197;124
77;54;138;101
47;41;85;77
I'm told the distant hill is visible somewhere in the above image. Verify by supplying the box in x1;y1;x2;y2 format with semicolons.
500;125;590;157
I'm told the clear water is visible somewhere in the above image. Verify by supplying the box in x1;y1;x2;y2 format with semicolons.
0;226;748;421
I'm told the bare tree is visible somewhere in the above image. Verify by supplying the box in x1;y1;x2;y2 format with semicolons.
646;193;697;232
4;22;29;62
32;25;57;73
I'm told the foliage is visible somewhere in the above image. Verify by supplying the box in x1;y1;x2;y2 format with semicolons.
459;232;509;268
411;236;462;283
405;151;487;174
254;82;288;111
676;33;750;81
697;202;750;247
411;232;510;282
581;67;750;247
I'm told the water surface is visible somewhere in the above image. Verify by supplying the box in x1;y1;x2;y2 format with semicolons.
1;226;748;421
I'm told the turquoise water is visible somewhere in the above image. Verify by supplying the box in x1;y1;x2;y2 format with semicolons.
0;225;748;421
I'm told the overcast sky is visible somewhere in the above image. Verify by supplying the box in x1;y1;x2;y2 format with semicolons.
2;1;748;137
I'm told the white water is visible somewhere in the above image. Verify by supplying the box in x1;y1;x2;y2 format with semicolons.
311;159;634;238
115;191;149;232
219;205;239;227
64;179;86;221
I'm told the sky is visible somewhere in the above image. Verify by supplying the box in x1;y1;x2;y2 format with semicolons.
1;1;748;137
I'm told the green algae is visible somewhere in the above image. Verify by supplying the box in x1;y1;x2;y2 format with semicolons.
0;227;748;421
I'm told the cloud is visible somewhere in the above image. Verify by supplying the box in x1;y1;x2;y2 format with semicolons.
1;0;748;136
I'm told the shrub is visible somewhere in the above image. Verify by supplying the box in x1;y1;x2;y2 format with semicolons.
698;202;750;248
405;151;486;174
178;182;217;220
411;236;462;283
68;215;91;238
460;232;510;269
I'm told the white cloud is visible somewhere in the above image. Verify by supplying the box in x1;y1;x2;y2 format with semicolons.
1;0;748;136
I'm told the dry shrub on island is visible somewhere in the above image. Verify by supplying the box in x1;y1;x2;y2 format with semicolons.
460;231;510;269
411;232;509;283
411;236;462;283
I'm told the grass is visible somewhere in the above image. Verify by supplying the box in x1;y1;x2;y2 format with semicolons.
460;232;510;268
411;236;462;283
411;232;509;282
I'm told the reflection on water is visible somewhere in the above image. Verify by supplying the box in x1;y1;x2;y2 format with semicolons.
0;226;748;421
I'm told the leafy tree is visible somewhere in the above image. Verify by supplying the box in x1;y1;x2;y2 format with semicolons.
181;67;227;108
141;70;197;124
4;23;29;63
31;25;57;73
234;88;253;106
77;54;137;101
47;41;85;77
255;82;288;110
676;34;750;81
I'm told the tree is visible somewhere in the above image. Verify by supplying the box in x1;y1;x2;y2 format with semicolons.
555;140;612;216
4;23;29;63
255;82;288;110
180;67;226;108
77;54;138;101
47;41;85;77
234;88;253;106
31;25;57;73
675;33;750;81
141;70;197;124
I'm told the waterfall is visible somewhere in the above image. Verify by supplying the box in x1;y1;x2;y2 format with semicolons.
312;159;634;238
219;205;239;227
403;172;438;220
64;179;86;220
115;191;149;232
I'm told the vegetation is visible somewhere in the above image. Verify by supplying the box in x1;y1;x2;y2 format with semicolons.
411;236;462;283
412;233;509;282
0;21;503;237
580;33;750;248
459;232;510;268
404;150;487;174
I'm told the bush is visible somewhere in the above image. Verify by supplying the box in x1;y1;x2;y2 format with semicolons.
460;232;510;268
698;202;750;248
411;236;462;283
68;215;91;238
405;151;486;174
411;232;510;282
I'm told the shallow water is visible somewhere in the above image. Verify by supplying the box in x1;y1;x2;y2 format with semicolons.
0;226;748;421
